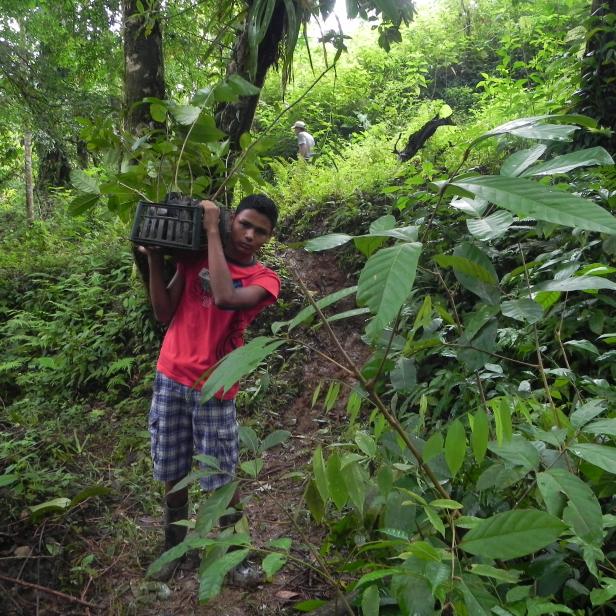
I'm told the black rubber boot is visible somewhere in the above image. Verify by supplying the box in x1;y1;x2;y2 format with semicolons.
149;501;189;582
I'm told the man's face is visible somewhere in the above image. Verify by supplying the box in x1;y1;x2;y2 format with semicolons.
229;208;272;260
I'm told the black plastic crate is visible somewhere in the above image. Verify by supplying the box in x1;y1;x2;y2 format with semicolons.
130;196;204;251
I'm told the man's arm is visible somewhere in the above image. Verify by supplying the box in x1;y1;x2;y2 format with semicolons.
201;201;269;310
298;142;309;158
140;247;185;324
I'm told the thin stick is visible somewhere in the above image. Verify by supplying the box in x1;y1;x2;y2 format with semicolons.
0;573;99;610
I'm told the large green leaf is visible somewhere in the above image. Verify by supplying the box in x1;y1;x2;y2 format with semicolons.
189;114;226;142
489;434;539;470
583;418;616;436
199;548;250;601
445;419;466;477
460;509;566;560
195;481;238;534
304;233;353;251
501;298;544;324
200;337;285;402
170;104;201;125
326;452;348;510
500;145;547;177
312;446;329;502
227;74;261;96
470;410;489;464
521;147;613;177
362;585;380;616
451;176;616;235
570;399;607;428
537;468;603;544
68;192;100;216
70;169;100;194
452;243;500;305
467;210;514;241
569;443;616;474
357;242;422;338
532;276;616;292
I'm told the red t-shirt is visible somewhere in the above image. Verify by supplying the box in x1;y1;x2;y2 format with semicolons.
157;256;280;398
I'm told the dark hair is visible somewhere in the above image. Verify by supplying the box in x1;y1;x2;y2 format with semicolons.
235;194;278;230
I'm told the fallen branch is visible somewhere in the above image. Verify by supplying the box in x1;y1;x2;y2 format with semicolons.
0;573;99;610
393;114;455;161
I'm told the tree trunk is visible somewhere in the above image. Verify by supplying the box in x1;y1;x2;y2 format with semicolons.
216;1;286;150
577;0;616;149
122;0;166;292
24;131;34;224
122;0;165;133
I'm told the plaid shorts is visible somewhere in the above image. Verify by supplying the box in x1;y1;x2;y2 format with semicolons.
149;372;238;491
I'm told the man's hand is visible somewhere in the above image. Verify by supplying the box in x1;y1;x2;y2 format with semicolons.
136;244;164;264
200;200;220;234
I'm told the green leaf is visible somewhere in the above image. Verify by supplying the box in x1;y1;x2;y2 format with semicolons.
354;568;406;589
459;509;566;560
533;275;616;292
312;446;330;502
590;579;616;606
239;426;259;453
470;564;521;583
227;74;261;96
304;233;353;251
293;599;328;612
451;175;616;235
189;114;226;142
198;548;250;601
69;485;111;507
430;499;463;510
500;145;547;177
171;104;201;125
201;337;285;402
423;432;443;462
70;169;100;194
30;497;71;516
424;506;446;537
444;419;466;477
521;147;613;177
492;398;512;445
240;458;263;478
583;418;616;436
390;357;417;393
501;298;544;324
537;468;603;544
355;431;377;457
261;552;286;581
324;381;341;411
433;254;497;285
564;339;600;355
570;399;607;428
0;474;19;488
470;409;489;463
68;192;100;216
452;242;499;305
489;435;540;470
326;452;348;510
357;243;422;338
304;480;325;523
399;540;442;561
369;215;396;233
570;443;616;474
467;210;514;241
149;102;167;123
362;584;380;616
343;462;366;515
260;429;291;452
195;481;238;534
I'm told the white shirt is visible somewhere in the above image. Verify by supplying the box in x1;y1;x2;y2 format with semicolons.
297;130;315;158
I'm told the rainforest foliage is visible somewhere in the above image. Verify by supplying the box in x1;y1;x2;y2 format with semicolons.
1;0;616;614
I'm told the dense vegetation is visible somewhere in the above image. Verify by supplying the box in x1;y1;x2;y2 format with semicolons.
1;0;616;614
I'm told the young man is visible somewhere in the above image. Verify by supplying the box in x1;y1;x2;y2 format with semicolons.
292;120;315;160
141;194;280;581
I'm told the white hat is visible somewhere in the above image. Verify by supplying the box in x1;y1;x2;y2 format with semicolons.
292;121;306;130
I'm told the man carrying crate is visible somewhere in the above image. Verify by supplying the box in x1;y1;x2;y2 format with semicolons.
138;194;280;581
